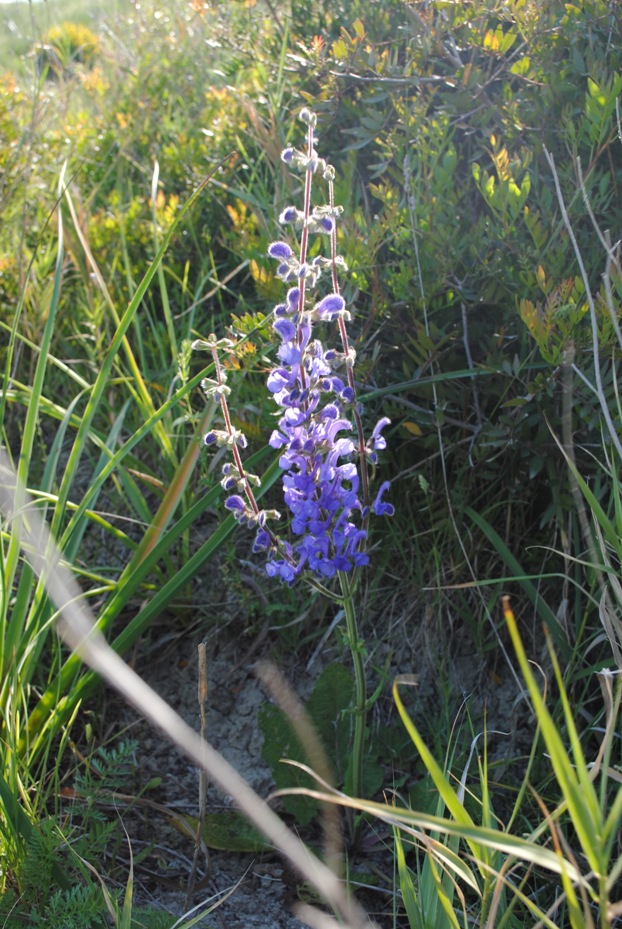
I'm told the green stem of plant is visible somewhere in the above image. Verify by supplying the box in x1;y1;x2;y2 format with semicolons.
339;571;366;803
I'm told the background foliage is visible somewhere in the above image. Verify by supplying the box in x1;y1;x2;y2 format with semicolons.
2;0;622;925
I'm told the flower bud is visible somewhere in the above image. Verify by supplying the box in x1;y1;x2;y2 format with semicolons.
299;108;317;127
279;206;299;223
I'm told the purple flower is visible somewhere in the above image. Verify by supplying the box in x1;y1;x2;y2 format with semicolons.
266;559;297;584
253;528;271;552
268;241;293;260
273;318;297;342
372;482;394;517
225;495;246;515
286;287;300;313
370;417;390;449
315;293;346;321
366;417;391;463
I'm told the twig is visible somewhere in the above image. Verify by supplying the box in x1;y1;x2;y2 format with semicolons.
186;642;210;905
576;157;621;268
460;301;483;465
329;70;443;85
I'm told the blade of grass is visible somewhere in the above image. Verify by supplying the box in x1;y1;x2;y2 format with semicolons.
394;827;424;929
502;599;605;879
48;154;234;550
273;780;585;885
465;507;569;657
392;678;486;869
2;167;66;659
151;158;178;363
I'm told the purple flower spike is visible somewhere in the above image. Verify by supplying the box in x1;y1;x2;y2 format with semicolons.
210;107;391;584
200;109;392;586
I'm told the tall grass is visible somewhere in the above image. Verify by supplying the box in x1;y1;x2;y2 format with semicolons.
0;148;284;919
3;0;622;925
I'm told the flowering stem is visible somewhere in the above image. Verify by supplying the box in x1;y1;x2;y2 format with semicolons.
339;570;366;808
209;342;260;517
199;107;392;813
296;120;315;395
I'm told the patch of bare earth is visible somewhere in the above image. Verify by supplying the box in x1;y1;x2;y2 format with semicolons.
89;597;533;929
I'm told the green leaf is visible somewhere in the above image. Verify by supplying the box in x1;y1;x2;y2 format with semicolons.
510;56;531;76
307;663;354;778
332;38;347;59
259;703;318;826
182;811;270;853
587;77;606;107
259;664;356;825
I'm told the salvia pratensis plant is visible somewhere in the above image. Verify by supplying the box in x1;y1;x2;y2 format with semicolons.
194;107;393;803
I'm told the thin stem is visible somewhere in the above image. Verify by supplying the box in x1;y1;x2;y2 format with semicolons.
296;122;315;396
339;570;366;808
208;342;304;571
328;178;370;513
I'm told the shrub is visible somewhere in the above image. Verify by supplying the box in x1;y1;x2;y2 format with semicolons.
36;22;100;79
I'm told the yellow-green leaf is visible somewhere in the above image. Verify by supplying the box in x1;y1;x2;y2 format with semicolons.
332;38;348;59
403;421;422;437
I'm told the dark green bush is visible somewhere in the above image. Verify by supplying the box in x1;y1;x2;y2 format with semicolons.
270;0;622;633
